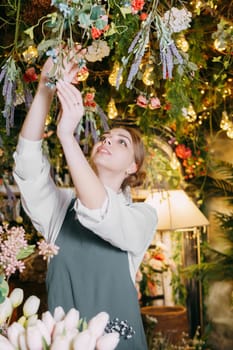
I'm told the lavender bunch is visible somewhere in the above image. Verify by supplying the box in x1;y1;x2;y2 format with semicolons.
160;41;183;79
0;58;18;135
124;14;152;89
75;107;109;154
0;57;31;134
155;14;184;80
75;89;109;153
96;104;109;132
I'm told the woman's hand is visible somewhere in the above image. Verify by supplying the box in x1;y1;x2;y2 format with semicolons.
56;80;84;140
39;45;86;89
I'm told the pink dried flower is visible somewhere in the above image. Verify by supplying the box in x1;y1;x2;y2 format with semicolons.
149;97;161;110
37;240;60;260
136;95;148;108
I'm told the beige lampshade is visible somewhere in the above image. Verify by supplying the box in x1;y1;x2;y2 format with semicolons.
145;189;209;230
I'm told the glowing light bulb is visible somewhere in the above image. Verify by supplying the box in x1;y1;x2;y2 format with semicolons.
176;34;189;52
22;45;38;63
108;61;123;87
220;111;230;130
214;38;226;52
226;127;233;139
142;66;154;86
107;98;118;119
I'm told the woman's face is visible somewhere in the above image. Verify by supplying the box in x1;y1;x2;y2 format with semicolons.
91;128;137;176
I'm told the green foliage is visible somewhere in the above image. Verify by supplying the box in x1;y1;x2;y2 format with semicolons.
16;245;35;260
183;211;233;283
0;276;9;304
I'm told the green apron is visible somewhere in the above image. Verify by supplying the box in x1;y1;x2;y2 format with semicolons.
46;201;148;349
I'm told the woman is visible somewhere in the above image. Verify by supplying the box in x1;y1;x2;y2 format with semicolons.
13;54;157;349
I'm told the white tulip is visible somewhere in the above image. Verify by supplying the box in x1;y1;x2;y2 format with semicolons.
50;334;72;350
96;332;120;350
42;310;55;335
52;320;65;339
23;295;40;318
19;332;29;350
36;319;51;346
9;288;24;308
7;321;25;347
26;314;38;327
0;297;13;325
64;308;80;331
17;315;26;326
26;324;44;350
73;329;96;350
88;312;109;338
0;334;15;350
53;306;65;322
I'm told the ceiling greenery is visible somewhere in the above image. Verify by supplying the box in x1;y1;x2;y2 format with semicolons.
0;0;232;199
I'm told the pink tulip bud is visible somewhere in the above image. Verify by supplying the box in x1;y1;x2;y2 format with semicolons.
36;319;51;346
42;310;55;335
73;329;96;350
53;306;65;322
9;288;24;308
0;297;13;325
7;321;25;347
50;334;72;350
26;314;38;327
0;334;15;350
23;295;40;318
26;324;44;350
17;315;26;327
64;308;80;331
88;312;109;339
19;332;29;350
96;332;120;350
52;320;65;339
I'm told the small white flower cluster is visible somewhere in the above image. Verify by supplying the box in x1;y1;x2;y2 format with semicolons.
0;288;120;350
85;41;110;62
163;7;192;33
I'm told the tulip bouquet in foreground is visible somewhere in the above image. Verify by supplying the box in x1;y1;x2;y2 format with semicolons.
0;288;120;350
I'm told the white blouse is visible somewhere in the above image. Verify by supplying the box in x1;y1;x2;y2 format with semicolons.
13;136;158;282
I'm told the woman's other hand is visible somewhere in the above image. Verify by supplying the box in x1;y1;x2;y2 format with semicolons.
56;81;84;140
39;45;86;89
